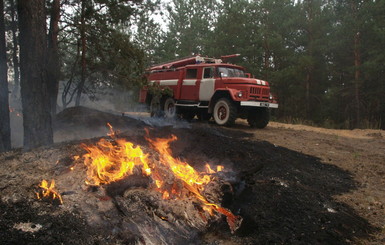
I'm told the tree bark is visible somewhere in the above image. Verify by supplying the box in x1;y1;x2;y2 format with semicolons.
353;31;361;128
304;0;314;120
75;0;87;106
18;0;53;149
0;0;11;152
47;0;61;115
9;0;20;100
350;1;361;129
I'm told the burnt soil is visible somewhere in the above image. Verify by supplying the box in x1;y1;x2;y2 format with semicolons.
0;106;384;244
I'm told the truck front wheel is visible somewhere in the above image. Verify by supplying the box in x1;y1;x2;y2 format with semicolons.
247;108;269;128
213;98;237;126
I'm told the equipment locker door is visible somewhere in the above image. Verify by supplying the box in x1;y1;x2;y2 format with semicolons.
180;68;199;101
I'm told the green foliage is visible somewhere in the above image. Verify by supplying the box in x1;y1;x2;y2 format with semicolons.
159;0;218;58
59;0;149;107
147;82;173;98
87;29;146;89
139;0;385;129
51;0;385;128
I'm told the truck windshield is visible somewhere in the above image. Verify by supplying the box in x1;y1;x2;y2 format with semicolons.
218;67;246;78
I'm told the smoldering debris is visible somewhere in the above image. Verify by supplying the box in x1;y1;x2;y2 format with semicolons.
0;139;240;244
0;106;377;245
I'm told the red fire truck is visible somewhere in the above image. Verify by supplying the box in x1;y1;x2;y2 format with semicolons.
139;55;278;128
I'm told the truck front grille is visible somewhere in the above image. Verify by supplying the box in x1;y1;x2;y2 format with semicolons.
250;87;261;95
250;87;269;99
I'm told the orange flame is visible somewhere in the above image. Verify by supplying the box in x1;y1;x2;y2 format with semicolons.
106;122;116;137
147;135;211;188
205;163;224;174
146;134;242;233
36;179;63;205
82;138;151;186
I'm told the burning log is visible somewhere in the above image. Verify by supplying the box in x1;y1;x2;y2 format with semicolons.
105;174;150;197
114;188;209;244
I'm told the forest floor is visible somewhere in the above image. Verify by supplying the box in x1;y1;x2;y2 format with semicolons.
0;106;384;244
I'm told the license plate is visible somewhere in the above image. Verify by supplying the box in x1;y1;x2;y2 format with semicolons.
260;102;269;107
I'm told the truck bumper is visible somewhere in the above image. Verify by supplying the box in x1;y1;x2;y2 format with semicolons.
240;101;279;108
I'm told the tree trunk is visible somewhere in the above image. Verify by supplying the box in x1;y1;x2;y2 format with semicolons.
61;43;80;109
9;0;20;100
263;34;270;80
0;0;11;152
304;0;314;120
75;0;87;106
18;0;53;149
349;1;361;129
47;0;60;115
353;31;361;128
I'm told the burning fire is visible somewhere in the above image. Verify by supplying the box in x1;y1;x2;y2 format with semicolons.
80;124;242;232
205;163;224;173
81;122;151;186
82;138;151;186
146;135;242;232
36;179;63;205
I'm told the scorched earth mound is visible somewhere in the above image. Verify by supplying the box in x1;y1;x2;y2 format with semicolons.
0;107;377;244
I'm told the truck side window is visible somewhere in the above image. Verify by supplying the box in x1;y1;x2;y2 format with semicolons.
186;69;197;79
203;67;214;78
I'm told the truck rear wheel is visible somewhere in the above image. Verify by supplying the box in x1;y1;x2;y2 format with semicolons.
213;98;237;126
150;96;164;117
247;108;269;128
163;97;176;118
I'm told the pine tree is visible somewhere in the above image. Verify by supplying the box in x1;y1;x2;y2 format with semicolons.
18;0;53;149
0;0;11;152
47;0;61;115
60;0;147;108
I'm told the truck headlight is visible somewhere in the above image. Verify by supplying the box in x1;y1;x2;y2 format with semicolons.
237;91;243;97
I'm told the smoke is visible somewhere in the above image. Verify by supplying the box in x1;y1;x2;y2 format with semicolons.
56;83;192;129
54;124;111;144
136;115;192;129
8;83;194;147
57;82;147;114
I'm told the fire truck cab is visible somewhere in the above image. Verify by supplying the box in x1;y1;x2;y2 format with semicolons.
139;55;278;128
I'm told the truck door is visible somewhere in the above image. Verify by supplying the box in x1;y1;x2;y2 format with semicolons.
199;67;215;101
180;68;199;101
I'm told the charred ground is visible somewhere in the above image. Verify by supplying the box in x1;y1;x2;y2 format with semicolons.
0;106;384;244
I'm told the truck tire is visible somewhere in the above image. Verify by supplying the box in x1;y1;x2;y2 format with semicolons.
213;98;237;126
247;108;269;128
163;97;176;118
150;96;164;117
